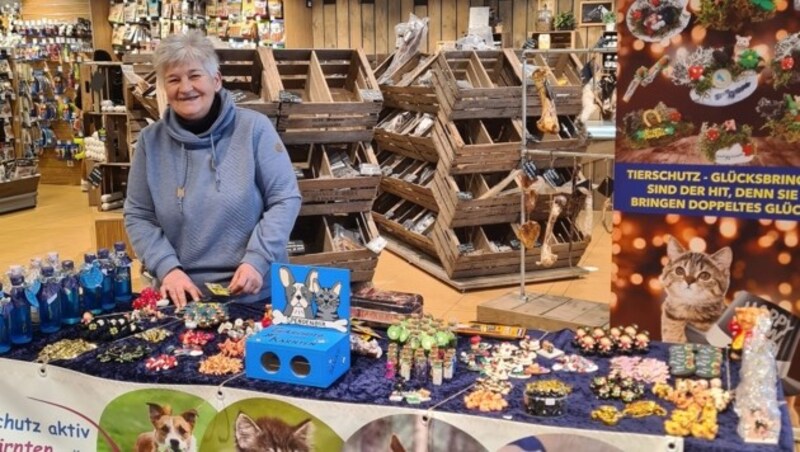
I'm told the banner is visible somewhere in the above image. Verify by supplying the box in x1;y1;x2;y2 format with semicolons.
0;360;678;452
613;1;800;394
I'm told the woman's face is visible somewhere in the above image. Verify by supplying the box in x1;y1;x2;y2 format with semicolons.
164;60;222;121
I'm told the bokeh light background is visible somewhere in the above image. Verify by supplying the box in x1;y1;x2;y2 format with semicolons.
611;212;800;339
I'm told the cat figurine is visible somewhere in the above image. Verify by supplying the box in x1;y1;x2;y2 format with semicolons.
733;35;752;60
660;236;733;343
234;412;314;452
314;282;341;322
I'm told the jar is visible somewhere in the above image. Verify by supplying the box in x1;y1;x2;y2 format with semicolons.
536;4;553;32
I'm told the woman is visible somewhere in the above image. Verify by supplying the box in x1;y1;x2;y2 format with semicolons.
124;31;301;307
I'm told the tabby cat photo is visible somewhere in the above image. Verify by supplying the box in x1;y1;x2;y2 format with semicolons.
660;236;733;343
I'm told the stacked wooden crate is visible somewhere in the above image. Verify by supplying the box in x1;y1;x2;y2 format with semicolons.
259;48;384;283
374;49;592;286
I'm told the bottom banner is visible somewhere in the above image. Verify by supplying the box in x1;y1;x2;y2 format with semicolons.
0;360;679;452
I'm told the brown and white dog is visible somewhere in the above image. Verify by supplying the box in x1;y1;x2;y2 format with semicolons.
135;403;198;452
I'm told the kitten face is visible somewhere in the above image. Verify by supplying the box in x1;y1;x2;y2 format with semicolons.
735;35;751;47
235;413;314;452
660;236;732;303
316;288;340;311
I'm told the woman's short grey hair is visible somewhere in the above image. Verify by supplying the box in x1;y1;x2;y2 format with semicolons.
154;30;219;81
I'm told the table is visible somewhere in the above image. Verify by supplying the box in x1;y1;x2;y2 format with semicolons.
0;302;794;451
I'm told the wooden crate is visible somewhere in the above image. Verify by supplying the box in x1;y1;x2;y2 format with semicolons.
432;169;521;228
216;48;280;119
291;142;380;216
372;192;438;257
524;115;589;152
289;212;380;283
262;49;383;144
377;149;438;212
431;220;590;279
433;116;524;174
373;110;438;163
509;50;584;116
376;52;440;115
431;50;523;121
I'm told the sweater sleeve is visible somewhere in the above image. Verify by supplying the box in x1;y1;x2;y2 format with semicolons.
241;119;302;276
123;136;182;280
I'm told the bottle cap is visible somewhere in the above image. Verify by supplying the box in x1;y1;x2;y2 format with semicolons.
97;248;109;259
10;274;23;285
113;241;126;252
41;266;54;277
84;253;96;263
62;260;74;270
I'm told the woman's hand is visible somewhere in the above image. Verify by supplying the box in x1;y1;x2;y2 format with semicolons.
229;263;263;295
160;268;202;309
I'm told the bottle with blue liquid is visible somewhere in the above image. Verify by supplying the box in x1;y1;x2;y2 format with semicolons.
0;283;10;354
97;248;116;312
60;260;82;325
80;253;103;315
112;242;133;307
37;266;62;334
27;257;42;324
8;274;32;344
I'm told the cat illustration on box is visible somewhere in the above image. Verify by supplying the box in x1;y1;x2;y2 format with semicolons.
315;282;341;322
234;412;314;452
660;236;733;343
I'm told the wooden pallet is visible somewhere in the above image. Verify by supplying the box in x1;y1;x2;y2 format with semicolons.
385;235;588;291
477;291;609;330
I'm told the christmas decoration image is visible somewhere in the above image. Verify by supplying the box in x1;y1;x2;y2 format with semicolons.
670;42;764;107
695;0;776;31
620;102;695;149
697;119;756;165
757;95;800;143
625;0;691;43
771;32;800;89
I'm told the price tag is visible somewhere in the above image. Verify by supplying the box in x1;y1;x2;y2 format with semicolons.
545;398;555;406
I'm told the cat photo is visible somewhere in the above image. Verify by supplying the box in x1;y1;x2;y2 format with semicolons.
314;282;342;322
234;412;314;452
660;236;733;343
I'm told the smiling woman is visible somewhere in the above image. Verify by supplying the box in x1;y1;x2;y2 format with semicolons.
123;31;301;309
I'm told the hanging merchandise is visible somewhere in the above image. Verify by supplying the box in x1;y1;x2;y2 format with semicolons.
268;0;283;19
269;19;285;47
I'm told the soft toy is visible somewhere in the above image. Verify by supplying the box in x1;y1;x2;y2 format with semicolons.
728;306;769;359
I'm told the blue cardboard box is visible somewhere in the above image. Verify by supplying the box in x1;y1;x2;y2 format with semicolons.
245;264;351;388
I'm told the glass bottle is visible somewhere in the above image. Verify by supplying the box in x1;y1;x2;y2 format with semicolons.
536;3;553;32
37;266;62;333
46;251;59;269
27;257;42;324
97;248;116;312
112;242;133;307
60;260;81;325
80;253;102;315
9;274;32;345
0;283;10;354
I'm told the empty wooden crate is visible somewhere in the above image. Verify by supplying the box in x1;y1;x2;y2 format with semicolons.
431;50;523;121
262;49;383;144
510;51;583;116
433;117;524;174
432;170;521;228
216;48;280;119
290;142;380;216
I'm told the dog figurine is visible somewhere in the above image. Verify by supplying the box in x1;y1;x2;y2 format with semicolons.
135;403;198;452
279;266;318;320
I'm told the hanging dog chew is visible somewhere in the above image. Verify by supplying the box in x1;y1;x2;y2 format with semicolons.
532;68;559;134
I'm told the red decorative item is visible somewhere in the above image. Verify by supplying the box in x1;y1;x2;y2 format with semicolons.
781;56;795;71
179;330;215;347
632;10;643;20
688;66;705;81
650;0;661;6
133;287;161;311
145;354;178;372
669;111;682;122
743;143;754;156
706;128;720;141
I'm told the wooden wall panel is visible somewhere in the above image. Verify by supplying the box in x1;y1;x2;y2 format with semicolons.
21;0;89;21
305;0;610;59
285;0;314;48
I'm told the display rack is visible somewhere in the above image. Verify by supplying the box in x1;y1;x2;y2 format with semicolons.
516;47;616;300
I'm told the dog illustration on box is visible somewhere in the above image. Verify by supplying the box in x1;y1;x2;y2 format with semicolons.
271;265;348;332
135;403;198;452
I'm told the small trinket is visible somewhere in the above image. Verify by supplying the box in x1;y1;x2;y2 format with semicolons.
181;302;229;329
464;388;508;412
523;379;571;417
37;339;97;363
591;405;624;426
135;328;172;343
218;338;245;358
623;400;667;418
431;359;443;386
145;354;178;372
179;330;215;347
443;354;455;380
385;360;396;379
198;353;243;375
97;344;151;363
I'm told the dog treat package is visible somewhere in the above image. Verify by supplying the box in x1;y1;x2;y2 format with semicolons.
350;287;424;326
